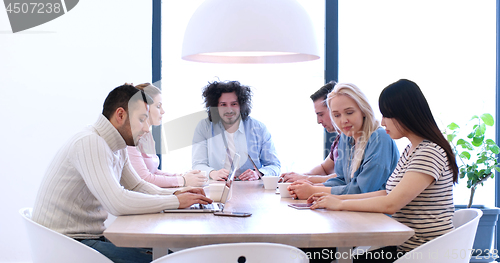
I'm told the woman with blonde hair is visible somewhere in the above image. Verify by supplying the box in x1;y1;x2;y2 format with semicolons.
288;83;399;199
127;83;207;187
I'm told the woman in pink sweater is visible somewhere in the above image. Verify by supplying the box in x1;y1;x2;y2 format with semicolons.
127;83;207;187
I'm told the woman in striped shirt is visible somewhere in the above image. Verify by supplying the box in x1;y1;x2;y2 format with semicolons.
308;79;458;261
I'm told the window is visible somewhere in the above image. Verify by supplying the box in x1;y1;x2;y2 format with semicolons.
160;1;496;207
338;0;496;206
161;1;326;174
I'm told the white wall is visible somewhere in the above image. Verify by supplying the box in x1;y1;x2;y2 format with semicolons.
0;1;152;261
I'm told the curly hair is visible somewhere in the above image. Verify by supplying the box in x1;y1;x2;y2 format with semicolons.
202;80;253;122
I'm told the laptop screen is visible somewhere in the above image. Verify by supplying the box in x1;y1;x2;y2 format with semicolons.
219;153;240;207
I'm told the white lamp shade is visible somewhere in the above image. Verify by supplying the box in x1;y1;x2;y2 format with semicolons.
182;0;320;63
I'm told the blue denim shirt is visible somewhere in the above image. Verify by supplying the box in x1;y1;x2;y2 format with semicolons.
192;117;281;177
323;127;399;195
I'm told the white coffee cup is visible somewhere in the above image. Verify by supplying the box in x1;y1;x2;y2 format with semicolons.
262;176;280;190
207;183;224;202
278;182;292;198
200;171;209;186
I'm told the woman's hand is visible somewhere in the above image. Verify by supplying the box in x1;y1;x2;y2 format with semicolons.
183;170;207;187
306;192;329;203
308;193;343;210
288;181;316;200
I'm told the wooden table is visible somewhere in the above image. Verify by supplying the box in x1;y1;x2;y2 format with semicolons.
104;181;414;262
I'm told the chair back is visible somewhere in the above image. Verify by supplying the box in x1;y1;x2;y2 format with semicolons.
19;208;113;263
151;242;309;263
394;208;482;263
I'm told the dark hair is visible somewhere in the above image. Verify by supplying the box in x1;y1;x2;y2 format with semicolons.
379;79;458;183
310;80;336;104
202;80;252;122
102;84;153;120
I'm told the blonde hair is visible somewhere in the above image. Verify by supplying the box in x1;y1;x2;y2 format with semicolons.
326;83;380;178
135;83;161;98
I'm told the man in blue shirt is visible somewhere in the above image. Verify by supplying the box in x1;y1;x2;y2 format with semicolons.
192;81;280;181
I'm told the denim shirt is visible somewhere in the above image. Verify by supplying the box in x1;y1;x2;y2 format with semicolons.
323;127;399;195
192;117;281;177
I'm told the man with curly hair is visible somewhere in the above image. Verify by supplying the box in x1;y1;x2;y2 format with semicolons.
192;80;280;181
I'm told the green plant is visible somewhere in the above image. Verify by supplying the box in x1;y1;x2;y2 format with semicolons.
444;113;500;208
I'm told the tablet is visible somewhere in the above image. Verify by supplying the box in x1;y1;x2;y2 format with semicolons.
214;211;252;217
288;203;312;209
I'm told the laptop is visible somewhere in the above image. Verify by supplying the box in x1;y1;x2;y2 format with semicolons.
246;153;263;179
163;153;239;213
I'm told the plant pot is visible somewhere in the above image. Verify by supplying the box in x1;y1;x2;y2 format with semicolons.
455;205;500;262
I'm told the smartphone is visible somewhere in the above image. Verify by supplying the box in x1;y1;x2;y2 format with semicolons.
214;211;252;217
288;203;312;209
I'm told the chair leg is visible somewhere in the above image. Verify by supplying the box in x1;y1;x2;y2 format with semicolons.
152;247;170;260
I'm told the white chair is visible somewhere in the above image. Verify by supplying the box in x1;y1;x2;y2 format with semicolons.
19;207;113;263
394;208;483;263
151;242;309;263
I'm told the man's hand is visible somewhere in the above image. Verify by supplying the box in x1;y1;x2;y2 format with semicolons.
175;192;213;209
209;169;229;181
238;169;260;181
174;187;207;196
281;172;308;183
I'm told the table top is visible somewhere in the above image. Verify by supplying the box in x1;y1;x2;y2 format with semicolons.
104;181;414;248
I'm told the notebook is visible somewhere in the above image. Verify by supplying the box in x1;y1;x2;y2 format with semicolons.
163;153;239;213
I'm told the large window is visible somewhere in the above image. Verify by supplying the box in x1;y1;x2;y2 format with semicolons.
338;0;496;207
161;1;496;207
161;1;326;174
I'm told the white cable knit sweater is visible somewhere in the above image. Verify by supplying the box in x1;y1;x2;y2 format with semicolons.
32;115;180;239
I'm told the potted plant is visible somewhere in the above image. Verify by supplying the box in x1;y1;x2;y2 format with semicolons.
444;113;500;262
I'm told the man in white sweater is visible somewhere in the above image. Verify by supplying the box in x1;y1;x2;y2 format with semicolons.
32;84;212;263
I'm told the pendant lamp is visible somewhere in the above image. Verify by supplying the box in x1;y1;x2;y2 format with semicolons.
181;0;320;63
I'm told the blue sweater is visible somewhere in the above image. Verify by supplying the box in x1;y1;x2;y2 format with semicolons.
323;127;399;195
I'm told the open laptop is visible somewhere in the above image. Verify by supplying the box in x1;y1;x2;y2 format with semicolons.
246;153;263;179
163;153;239;213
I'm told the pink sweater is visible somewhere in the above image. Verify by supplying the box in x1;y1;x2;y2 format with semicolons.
127;133;183;188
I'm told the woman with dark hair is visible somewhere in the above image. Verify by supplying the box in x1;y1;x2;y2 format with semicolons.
308;79;458;261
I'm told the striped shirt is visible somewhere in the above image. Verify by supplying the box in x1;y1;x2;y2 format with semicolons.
386;140;454;252
32;115;180;239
